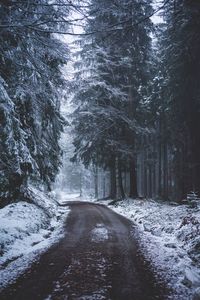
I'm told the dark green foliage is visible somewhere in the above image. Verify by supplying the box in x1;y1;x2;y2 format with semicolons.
72;0;200;201
159;0;200;198
0;1;69;204
71;0;152;199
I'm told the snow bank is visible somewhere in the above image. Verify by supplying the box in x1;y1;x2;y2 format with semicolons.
0;187;70;290
26;186;59;217
0;201;49;257
108;199;200;299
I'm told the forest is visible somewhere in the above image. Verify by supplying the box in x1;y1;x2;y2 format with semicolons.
1;0;200;206
1;1;200;299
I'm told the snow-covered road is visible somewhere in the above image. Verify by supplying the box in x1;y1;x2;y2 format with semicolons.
2;194;199;299
0;201;169;300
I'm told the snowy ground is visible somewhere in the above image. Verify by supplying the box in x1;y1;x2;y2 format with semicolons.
2;189;200;299
101;198;200;299
0;187;70;290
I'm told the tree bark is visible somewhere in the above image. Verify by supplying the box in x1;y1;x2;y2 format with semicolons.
79;170;82;198
118;159;126;199
129;158;138;198
94;166;98;199
109;157;117;199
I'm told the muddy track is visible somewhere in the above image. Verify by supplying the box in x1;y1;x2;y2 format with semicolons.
0;201;170;300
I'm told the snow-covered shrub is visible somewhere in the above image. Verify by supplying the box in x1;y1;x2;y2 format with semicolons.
177;215;200;243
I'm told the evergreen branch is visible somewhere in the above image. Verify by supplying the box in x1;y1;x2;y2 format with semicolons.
0;0;171;35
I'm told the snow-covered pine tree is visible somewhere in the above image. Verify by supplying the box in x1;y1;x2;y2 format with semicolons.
0;1;70;205
71;0;152;200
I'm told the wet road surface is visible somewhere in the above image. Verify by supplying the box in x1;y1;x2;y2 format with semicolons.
0;201;169;300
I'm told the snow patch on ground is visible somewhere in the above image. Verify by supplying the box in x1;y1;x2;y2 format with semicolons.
105;199;200;299
91;224;109;243
0;187;70;290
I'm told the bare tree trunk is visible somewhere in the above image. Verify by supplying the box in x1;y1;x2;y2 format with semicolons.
149;165;152;198
129;158;138;198
158;119;162;198
152;163;156;198
118;159;126;199
103;176;106;198
79;170;82;198
94;166;98;199
124;169;127;194
128;83;138;199
109;157;117;199
163;141;168;200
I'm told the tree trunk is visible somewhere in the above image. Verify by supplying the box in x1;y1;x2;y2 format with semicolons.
109;157;117;199
103;176;106;198
149;165;152;198
94;166;98;199
118;160;126;199
79;170;82;198
124;169;127;194
163;141;168;200
129;158;138;198
158;118;162;198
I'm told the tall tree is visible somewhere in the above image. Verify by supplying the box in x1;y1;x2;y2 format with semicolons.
71;0;152;199
0;0;70;205
160;0;200;199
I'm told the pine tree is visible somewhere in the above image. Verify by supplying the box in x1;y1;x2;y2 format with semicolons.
71;0;152;199
160;0;200;199
0;1;70;205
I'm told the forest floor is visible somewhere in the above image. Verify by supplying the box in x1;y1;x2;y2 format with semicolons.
0;201;175;300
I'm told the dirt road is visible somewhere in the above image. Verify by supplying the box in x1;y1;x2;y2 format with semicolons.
0;202;169;300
